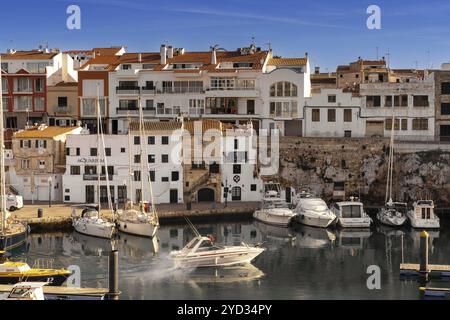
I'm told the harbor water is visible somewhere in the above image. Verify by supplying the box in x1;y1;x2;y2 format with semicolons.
10;217;450;300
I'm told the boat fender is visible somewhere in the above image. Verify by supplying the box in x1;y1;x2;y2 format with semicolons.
27;225;31;234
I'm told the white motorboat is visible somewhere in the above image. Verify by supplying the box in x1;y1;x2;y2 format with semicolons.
0;282;47;300
377;201;408;227
292;197;336;228
71;205;115;239
377;116;407;227
253;185;296;226
171;235;265;268
331;198;371;228
407;200;440;229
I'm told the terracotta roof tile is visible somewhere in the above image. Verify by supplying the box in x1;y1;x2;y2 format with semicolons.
129;121;183;132
267;58;307;66
13;126;79;139
1;50;59;60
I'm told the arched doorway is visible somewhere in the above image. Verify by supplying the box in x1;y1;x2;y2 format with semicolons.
198;188;215;202
231;187;241;201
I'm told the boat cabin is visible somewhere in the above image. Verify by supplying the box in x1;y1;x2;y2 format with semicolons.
180;236;224;255
333;201;365;218
5;282;47;300
413;200;436;220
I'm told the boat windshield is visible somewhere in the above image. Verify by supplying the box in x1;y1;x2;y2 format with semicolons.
302;199;328;211
185;238;200;250
264;200;289;209
341;205;362;218
196;240;224;252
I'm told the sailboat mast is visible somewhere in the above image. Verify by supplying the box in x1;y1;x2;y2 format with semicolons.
127;113;133;208
96;86;101;210
138;97;145;212
385;113;395;204
0;57;6;233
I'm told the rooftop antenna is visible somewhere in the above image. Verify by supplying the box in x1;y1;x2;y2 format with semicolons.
376;46;379;60
413;60;419;70
426;50;431;70
386;48;390;68
251;36;256;46
266;42;272;51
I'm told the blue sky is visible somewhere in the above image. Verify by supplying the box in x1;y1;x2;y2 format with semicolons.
1;0;450;70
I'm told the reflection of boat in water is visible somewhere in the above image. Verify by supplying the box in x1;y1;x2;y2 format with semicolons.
336;229;372;249
291;224;336;248
118;233;160;256
376;224;407;237
253;221;296;242
172;263;264;284
68;232;113;256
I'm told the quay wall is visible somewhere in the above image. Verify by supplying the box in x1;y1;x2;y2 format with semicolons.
278;137;450;206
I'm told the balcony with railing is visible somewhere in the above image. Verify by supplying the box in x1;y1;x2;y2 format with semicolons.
83;173;113;181
159;87;205;94
205;86;260;97
116;106;156;115
141;86;157;95
156;106;181;116
54;105;70;114
116;86;140;95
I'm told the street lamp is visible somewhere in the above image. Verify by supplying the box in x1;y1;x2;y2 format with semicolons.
47;176;53;207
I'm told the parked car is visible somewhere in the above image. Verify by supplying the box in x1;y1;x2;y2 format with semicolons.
1;194;24;211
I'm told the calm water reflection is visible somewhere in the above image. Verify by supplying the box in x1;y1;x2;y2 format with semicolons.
11;219;450;300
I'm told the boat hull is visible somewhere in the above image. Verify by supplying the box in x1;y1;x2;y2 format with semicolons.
0;225;27;251
0;274;69;286
117;220;159;238
73;218;115;239
377;210;407;227
407;211;440;229
292;214;336;228
253;210;295;227
172;248;265;268
338;217;371;228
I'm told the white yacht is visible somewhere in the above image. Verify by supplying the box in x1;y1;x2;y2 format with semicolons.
171;235;265;268
253;185;296;226
377;201;408;227
292;197;336;228
407;200;440;229
331;198;371;228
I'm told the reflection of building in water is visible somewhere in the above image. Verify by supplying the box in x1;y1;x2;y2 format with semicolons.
220;223;262;246
336;229;372;250
62;232;112;256
29;233;66;253
408;229;439;253
158;227;186;252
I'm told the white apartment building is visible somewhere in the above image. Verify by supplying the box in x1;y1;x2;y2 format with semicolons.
62;122;184;205
360;74;435;141
98;43;310;136
305;89;364;137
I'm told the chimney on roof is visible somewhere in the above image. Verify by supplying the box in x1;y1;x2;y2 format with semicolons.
167;46;173;59
160;44;167;64
211;47;217;65
7;48;16;55
315;66;320;74
138;53;142;62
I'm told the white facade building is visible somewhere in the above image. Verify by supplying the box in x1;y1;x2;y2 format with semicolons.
360;74;435;141
305;89;364;137
96;43;310;137
62;123;184;205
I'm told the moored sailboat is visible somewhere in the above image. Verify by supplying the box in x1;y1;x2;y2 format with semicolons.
71;88;115;239
0;57;27;251
116;98;159;238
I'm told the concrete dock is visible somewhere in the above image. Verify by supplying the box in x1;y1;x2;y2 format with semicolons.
13;202;260;232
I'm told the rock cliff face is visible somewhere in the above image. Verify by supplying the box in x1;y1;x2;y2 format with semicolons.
278;137;450;206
